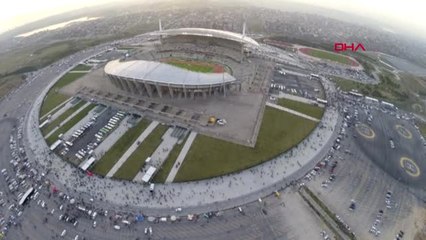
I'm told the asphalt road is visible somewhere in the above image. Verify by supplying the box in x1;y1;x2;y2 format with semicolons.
354;108;426;189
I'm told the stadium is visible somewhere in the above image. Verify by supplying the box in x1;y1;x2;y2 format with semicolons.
62;25;272;147
104;27;260;99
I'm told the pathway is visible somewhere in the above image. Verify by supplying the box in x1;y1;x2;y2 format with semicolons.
133;127;178;182
106;121;159;178
39;97;73;120
92;115;131;159
276;92;318;105
266;102;320;122
165;131;197;183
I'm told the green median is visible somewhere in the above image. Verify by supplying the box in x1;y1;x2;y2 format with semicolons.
45;104;96;145
152;134;189;183
91;119;151;176
113;124;168;180
41;100;86;135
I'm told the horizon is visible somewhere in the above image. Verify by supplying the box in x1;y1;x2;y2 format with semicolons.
1;0;426;40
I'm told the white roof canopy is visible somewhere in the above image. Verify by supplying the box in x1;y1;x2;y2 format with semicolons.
105;60;236;87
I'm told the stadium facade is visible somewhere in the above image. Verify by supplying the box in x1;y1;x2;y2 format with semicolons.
104;27;258;99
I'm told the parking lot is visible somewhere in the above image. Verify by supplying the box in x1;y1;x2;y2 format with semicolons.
270;70;324;100
56;107;133;167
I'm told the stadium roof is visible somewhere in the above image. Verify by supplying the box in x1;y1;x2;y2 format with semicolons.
105;60;236;86
150;28;259;46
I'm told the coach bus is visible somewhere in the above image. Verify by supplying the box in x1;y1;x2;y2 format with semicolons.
19;187;34;206
316;98;328;105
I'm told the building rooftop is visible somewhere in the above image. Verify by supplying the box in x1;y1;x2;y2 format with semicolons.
105;60;236;86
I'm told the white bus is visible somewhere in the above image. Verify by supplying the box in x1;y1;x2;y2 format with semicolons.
310;73;320;79
19;187;34;206
349;91;363;98
316;98;328;104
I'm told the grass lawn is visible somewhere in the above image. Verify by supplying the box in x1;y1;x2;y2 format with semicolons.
113;125;168;180
162;58;225;73
331;76;363;92
417;121;426;138
41;100;86;135
40;100;68;122
302;48;351;65
45;104;96;145
174;107;318;182
152;134;189;183
70;64;92;71
277;98;324;119
91;119;151;176
40;72;87;116
166;61;213;72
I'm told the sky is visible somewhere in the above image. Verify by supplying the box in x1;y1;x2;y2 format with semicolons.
0;0;425;35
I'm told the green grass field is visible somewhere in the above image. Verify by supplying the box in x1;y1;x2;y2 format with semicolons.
39;72;87;117
277;98;324;119
166;61;214;73
114;125;168;180
40;103;65;122
174;107;318;182
152;134;189;183
417;121;426;138
41;100;86;135
331;76;362;92
303;48;351;65
91;119;151;176
45;104;96;145
70;64;92;71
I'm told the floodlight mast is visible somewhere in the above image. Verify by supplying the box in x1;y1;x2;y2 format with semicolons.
240;21;247;62
158;19;163;43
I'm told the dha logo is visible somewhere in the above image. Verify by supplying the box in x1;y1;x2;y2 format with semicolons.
334;43;366;52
